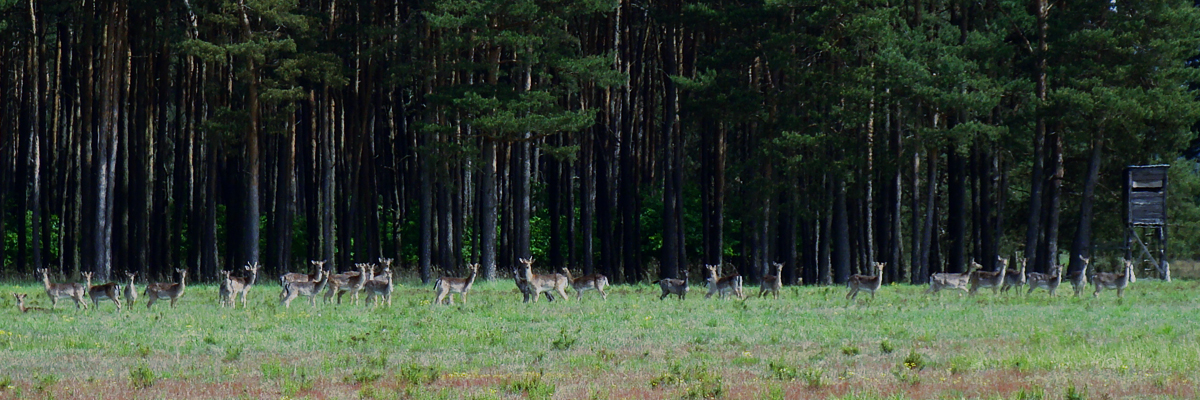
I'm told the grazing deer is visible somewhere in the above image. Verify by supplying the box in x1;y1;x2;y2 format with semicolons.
1000;256;1027;293
519;258;570;302
280;267;328;308
846;262;886;300
36;268;88;309
13;293;49;313
925;263;979;295
144;268;188;309
759;262;783;299
363;264;394;307
325;263;374;305
561;267;609;301
280;260;327;287
83;272;122;311
1027;264;1063;296
652;270;690;300
969;257;1008;296
434;263;479;305
704;265;745;299
1068;257;1090;297
1092;259;1135;298
221;262;260;308
123;271;138;306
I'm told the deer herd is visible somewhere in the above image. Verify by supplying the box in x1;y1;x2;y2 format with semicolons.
11;255;1143;313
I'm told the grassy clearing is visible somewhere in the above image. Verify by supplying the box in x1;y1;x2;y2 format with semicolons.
1;278;1198;399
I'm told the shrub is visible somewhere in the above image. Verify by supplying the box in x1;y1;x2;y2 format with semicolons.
880;340;895;354
767;361;798;381
841;345;860;356
129;364;155;389
800;368;824;389
223;345;243;362
902;351;925;370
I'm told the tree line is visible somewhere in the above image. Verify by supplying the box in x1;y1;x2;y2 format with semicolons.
2;0;1200;284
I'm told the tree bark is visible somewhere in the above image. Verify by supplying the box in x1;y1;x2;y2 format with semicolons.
1068;135;1103;275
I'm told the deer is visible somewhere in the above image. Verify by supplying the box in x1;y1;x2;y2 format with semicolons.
1000;256;1027;294
434;263;479;305
704;264;745;299
83;271;122;311
36;268;88;309
362;264;394;307
561;267;609;301
518;258;570;303
280;267;328;308
512;266;555;302
325;263;374;305
1068;257;1090;297
925;263;979;295
1092;259;1135;298
1027;263;1063;296
123;271;138;306
280;260;327;289
969;257;1008;296
652;270;690;300
218;270;234;307
846;262;886;300
221;262;260;308
759;262;783;299
374;258;394;280
144;268;188;309
13;293;49;313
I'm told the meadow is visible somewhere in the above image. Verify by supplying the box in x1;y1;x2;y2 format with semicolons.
1;277;1198;399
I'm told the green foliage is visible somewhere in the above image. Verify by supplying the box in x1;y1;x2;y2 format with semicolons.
767;360;798;381
504;371;555;400
129;364;155;389
880;339;895;354
551;328;579;351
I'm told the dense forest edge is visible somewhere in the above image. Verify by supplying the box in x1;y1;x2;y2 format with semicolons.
3;0;1200;285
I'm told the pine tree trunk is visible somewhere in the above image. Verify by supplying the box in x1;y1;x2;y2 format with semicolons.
480;138;497;280
1068;135;1103;275
947;146;966;273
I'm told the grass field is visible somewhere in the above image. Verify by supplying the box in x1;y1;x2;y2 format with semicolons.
2;277;1199;399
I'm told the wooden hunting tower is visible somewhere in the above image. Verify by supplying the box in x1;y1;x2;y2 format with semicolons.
1123;164;1170;281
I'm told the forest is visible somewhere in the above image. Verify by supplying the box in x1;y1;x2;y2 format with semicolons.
2;0;1200;286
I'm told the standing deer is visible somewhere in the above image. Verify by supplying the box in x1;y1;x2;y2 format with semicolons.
1027;264;1063;296
1068;257;1090;297
434;263;479;305
925;263;979;295
325;263;374;305
144;268;188;309
84;271;122;311
13;293;49;313
759;262;783;299
561;267;609;301
518;258;570;302
1000;256;1027;294
280;260;327;287
846;262;886;300
36;268;87;309
363;264;394;307
652;270;689;300
704;265;745;299
221;262;260;308
512;267;556;302
1093;259;1135;298
123;271;138;306
280;267;328;308
968;257;1008;296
